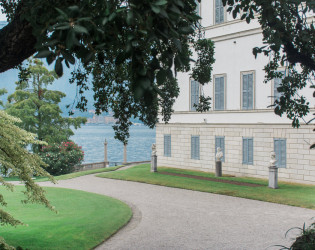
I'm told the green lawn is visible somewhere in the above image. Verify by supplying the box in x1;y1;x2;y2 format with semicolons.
97;164;315;210
4;165;123;182
0;186;132;249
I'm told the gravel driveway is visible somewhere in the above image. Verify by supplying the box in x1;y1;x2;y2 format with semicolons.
39;173;314;250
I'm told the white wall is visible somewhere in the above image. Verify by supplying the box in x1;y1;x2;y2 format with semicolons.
170;1;315;126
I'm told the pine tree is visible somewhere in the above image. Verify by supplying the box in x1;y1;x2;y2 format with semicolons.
6;59;86;152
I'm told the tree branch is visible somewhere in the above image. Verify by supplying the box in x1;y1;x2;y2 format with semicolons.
0;17;36;73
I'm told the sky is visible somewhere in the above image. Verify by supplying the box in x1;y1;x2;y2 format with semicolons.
0;12;95;112
0;9;5;21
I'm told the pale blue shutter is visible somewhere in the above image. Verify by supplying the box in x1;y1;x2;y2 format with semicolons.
274;139;280;166
243;138;254;164
191;136;196;159
195;0;200;15
215;0;224;24
243;73;253;109
274;71;285;102
220;77;224;109
219;0;224;23
164;135;167;156
274;139;286;168
164;135;171;157
274;78;281;101
191;80;199;111
215;77;220;109
215;77;224;110
280;140;286;167
248;73;253;109
191;136;200;160
242;74;248;109
242;138;248;164
215;0;220;24
248;138;253;164
196;136;200;160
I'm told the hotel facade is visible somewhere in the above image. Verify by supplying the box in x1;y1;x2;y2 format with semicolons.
156;1;315;184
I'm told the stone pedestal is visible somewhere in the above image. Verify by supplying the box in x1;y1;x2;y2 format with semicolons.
151;155;157;172
215;161;222;177
268;166;278;189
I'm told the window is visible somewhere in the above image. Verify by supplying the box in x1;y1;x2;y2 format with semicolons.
190;80;200;111
274;139;286;168
215;0;224;24
242;138;253;165
242;72;254;110
215;136;225;162
214;76;225;110
195;0;200;15
191;136;200;160
164;135;171;157
273;71;285;104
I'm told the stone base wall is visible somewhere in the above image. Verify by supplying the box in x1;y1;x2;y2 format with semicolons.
156;123;315;184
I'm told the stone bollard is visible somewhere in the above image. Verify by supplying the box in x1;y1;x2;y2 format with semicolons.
268;152;278;189
215;147;223;177
151;143;157;172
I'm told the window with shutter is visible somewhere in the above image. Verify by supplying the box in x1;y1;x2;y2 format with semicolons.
215;76;225;110
243;138;253;165
215;136;225;162
195;0;200;15
190;80;200;111
274;138;286;168
273;71;285;104
164;135;171;157
191;136;200;160
242;72;254;110
215;0;224;24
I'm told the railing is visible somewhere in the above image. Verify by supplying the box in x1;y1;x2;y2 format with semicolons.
74;160;150;172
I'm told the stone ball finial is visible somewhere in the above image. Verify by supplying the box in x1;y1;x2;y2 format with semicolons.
216;147;223;162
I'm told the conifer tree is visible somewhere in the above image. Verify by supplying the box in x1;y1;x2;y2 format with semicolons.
6;59;86;152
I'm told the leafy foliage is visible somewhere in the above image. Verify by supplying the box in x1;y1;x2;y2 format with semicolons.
0;0;215;144
5;59;86;152
222;0;315;148
0;88;7;107
0;110;54;227
275;221;315;250
40;141;84;176
290;222;315;250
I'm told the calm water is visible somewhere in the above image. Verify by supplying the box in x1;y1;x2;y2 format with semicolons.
70;124;156;164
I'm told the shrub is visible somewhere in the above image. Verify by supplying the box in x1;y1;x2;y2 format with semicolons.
290;222;315;250
40;141;84;176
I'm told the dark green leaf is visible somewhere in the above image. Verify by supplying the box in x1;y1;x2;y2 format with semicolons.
35;50;53;58
55;58;63;77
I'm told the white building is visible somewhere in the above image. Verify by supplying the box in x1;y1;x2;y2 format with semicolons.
156;1;315;184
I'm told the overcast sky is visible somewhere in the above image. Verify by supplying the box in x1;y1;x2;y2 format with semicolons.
0;8;6;21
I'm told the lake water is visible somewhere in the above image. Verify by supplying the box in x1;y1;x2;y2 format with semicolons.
70;124;156;164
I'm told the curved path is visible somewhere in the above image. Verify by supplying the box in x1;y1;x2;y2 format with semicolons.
39;173;314;250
